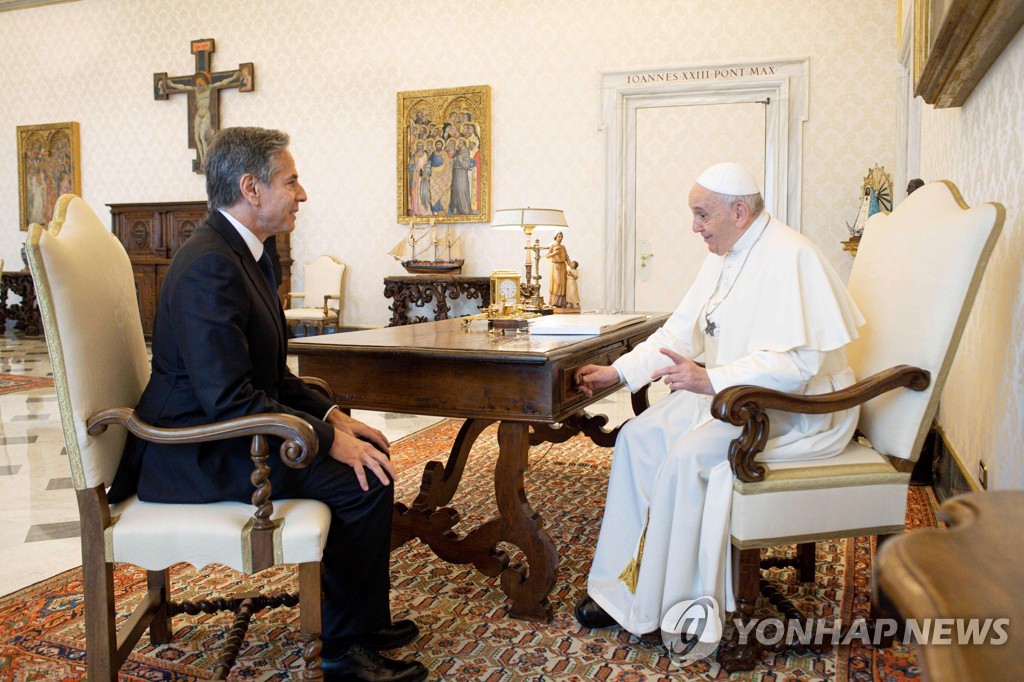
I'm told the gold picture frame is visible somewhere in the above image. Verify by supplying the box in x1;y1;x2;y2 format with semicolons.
397;85;490;223
914;0;1024;108
17;121;81;231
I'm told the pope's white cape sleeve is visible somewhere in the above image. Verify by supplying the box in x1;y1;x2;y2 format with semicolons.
612;256;717;393
611;316;689;392
706;348;825;394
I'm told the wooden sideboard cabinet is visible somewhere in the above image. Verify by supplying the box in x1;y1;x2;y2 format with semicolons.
109;201;292;336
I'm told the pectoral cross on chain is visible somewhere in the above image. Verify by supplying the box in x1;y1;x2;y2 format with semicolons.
153;39;255;174
704;314;718;337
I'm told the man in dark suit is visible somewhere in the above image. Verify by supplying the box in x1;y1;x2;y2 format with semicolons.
108;127;427;682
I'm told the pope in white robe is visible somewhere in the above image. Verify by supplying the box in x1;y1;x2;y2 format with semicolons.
574;162;864;638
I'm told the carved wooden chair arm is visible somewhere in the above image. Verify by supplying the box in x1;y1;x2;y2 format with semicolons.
322;294;341;316
87;407;320;538
285;292;304;311
86;407;318;469
300;376;337;402
709;365;931;483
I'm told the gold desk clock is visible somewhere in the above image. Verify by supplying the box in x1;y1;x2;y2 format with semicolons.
461;269;539;332
489;270;520;314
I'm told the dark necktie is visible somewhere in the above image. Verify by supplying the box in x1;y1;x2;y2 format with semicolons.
257;251;278;302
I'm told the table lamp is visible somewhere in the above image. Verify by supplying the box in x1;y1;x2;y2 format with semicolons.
490;208;568;308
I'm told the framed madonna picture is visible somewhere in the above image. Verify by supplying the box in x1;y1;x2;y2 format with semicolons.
397;85;490;224
17;121;81;231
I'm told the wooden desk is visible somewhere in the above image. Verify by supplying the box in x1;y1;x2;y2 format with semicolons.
875;491;1024;681
290;314;668;621
383;275;489;326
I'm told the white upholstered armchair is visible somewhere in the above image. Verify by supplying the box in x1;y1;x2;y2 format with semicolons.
285;255;345;335
708;181;1003;671
27;195;334;681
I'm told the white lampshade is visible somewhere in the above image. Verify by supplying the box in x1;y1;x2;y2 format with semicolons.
490;208;568;232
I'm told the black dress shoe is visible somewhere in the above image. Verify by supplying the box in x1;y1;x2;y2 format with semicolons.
321;643;428;682
575;594;617;629
361;619;419;650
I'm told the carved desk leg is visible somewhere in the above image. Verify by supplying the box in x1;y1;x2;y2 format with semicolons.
530;411;619;448
495;421;558;622
413;418;493;510
391;418;501;561
391;419;558;622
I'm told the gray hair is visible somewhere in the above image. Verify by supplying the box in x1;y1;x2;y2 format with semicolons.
205;127;290;211
719;191;764;218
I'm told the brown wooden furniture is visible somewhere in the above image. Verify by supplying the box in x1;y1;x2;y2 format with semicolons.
31;196;328;681
109;201;291;335
875;491;1024;681
383;274;489;326
1;269;42;335
703;181;1003;672
290;314;668;622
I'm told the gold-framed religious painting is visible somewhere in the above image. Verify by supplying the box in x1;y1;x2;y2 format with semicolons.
397;85;490;223
17;121;81;231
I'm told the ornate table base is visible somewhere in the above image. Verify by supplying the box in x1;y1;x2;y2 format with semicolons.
384;275;489;326
1;271;42;335
391;390;651;622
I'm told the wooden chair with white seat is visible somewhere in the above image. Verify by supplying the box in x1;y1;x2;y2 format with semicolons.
27;194;335;681
707;181;1003;671
285;255;345;335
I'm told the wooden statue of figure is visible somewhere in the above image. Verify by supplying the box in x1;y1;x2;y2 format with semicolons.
544;231;570;307
566;260;580;308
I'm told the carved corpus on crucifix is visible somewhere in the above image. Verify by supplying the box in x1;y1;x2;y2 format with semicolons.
153;38;254;174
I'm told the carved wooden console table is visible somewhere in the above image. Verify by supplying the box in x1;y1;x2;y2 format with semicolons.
1;270;42;335
384;275;490;326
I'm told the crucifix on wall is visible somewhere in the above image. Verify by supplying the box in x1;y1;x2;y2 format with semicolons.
153;38;254;174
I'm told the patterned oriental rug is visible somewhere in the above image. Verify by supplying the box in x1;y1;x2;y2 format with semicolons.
0;373;53;395
0;419;935;681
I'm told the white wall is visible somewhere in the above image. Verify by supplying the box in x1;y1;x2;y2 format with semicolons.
0;0;896;325
918;30;1024;490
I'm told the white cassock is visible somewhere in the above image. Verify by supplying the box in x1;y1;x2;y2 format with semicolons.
588;212;865;636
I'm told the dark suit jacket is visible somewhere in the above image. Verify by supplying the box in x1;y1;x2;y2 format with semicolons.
108;211;335;504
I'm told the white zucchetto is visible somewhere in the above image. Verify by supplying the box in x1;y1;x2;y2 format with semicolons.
695;162;761;196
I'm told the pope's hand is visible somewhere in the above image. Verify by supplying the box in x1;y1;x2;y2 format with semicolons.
575;364;620;397
651;348;713;395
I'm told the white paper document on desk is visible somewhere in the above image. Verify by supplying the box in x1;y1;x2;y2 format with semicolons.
529;314;646;336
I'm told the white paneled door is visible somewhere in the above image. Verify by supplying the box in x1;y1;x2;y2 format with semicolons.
632;102;765;312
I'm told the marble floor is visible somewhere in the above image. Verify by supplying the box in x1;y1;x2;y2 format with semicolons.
0;331;664;597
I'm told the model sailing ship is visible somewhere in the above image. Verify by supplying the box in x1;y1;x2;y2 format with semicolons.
388;218;464;274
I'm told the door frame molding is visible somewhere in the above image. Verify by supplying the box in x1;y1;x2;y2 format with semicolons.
601;58;809;310
896;11;922;208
